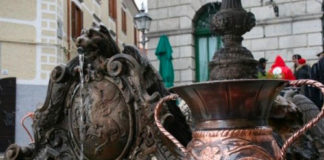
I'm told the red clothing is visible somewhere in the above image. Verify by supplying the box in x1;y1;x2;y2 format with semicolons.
268;56;296;80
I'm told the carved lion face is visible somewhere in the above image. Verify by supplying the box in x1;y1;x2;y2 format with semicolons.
76;25;120;59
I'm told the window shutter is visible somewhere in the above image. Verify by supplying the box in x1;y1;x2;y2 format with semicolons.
122;9;127;34
71;3;83;39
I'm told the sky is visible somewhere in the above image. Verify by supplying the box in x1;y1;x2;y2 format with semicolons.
135;0;148;11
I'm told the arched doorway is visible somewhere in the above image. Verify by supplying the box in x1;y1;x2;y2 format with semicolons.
194;2;222;82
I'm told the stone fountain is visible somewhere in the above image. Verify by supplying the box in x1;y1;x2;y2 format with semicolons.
4;25;191;160
4;0;324;160
154;0;324;160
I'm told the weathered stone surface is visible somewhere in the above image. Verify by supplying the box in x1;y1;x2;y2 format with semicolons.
244;26;264;39
242;39;252;50
174;70;181;82
172;47;181;58
251;6;275;20
173;57;195;70
293;19;322;34
180;69;195;81
148;37;159;50
279;1;306;17
252;51;265;60
150;21;158;32
242;0;262;8
179;46;194;58
279;34;307;48
149;8;168;20
158;18;180;31
180;16;192;29
168;5;195;18
169;34;194;47
265;23;291;37
306;0;322;14
308;33;322;46
265;49;290;62
251;37;278;51
293;46;322;60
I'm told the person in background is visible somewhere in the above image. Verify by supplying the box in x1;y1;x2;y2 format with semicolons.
310;51;324;108
257;58;267;77
269;55;296;80
295;58;311;98
292;54;302;74
295;58;311;80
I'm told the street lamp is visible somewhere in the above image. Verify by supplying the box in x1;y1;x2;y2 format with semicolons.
134;4;152;51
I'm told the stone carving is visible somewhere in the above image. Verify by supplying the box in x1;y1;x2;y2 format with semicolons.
5;24;191;160
153;1;324;160
209;0;257;80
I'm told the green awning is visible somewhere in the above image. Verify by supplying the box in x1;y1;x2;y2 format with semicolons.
155;35;174;88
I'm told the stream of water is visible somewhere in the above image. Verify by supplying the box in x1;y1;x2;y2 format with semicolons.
78;47;85;160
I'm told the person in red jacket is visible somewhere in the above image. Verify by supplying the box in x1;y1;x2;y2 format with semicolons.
268;55;296;80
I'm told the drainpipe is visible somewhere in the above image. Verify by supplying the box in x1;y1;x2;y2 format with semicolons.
67;0;71;60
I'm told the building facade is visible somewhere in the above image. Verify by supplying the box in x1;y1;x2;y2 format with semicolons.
147;0;323;85
0;0;139;148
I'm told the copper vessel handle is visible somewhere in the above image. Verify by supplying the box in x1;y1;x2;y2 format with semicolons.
280;79;324;160
154;94;187;155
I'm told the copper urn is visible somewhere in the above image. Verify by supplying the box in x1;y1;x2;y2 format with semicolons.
156;80;287;159
155;80;324;160
171;80;286;159
154;0;324;159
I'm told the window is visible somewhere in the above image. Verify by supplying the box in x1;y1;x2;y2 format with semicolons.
71;2;83;39
194;3;222;82
122;9;127;34
109;0;117;20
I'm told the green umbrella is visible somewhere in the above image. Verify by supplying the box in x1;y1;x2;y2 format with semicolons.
155;35;174;88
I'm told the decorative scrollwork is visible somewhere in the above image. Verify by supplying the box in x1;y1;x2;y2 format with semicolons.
106;58;123;77
5;25;191;160
107;53;142;77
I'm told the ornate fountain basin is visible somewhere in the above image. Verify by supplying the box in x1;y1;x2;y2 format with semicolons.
154;79;289;159
171;79;287;130
69;79;132;160
155;79;324;159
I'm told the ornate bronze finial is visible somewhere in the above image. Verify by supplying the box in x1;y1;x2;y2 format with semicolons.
209;0;257;80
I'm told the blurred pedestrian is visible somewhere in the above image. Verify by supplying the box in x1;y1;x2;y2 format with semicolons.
310;51;324;108
295;58;311;98
257;58;267;77
269;55;296;80
292;54;302;74
295;58;311;80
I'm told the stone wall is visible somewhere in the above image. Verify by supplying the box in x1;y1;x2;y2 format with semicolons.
242;0;323;70
148;0;217;85
147;0;323;85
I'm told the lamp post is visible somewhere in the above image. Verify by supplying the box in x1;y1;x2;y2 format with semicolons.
134;4;152;52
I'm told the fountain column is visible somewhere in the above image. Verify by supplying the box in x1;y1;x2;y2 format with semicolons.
155;0;288;159
209;0;257;80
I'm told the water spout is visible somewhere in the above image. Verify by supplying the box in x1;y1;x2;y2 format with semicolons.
78;47;85;160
